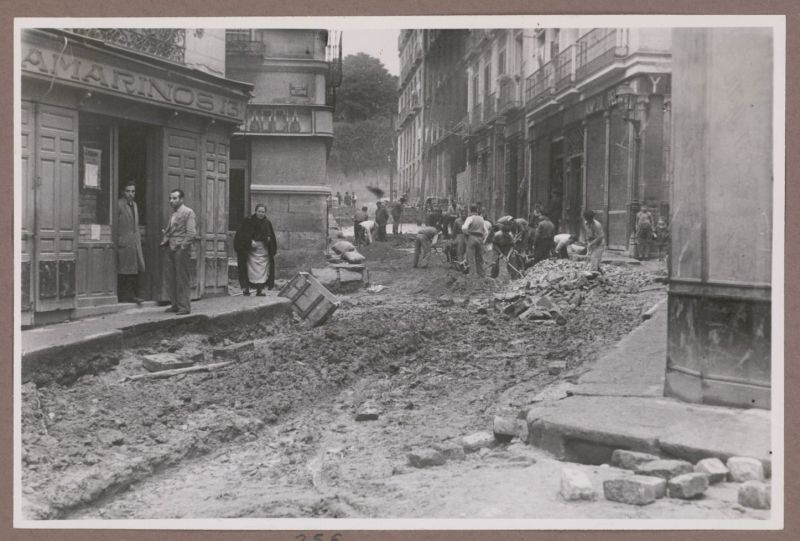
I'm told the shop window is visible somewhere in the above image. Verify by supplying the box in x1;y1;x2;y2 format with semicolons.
78;114;111;225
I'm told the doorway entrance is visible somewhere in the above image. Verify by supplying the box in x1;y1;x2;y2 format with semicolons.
565;155;584;236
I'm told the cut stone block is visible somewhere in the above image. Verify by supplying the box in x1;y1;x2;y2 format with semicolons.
667;472;709;499
141;353;195;373
727;456;765;482
560;468;596;501
603;477;660;505
636;475;667;499
493;415;525;442
635;459;693;480
694;457;729;484
407;448;446;468
738;480;771;510
212;341;255;362
181;348;205;364
611;449;659;471
432;441;466;461
462;431;495;453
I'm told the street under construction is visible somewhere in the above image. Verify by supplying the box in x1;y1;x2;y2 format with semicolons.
19;230;770;520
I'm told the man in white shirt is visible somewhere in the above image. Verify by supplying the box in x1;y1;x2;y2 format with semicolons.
461;205;486;277
413;225;440;268
358;219;376;245
554;233;578;259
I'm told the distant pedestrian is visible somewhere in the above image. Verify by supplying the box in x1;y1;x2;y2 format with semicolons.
583;210;605;273
453;208;468;265
390;198;404;236
336;191;342;206
413;225;439;268
375;201;390;241
532;214;555;265
554;233;578;259
352;193;358;209
344;191;352;207
115;182;145;304
635;205;655;260
655;216;670;260
234;204;277;296
354;205;369;247
462;205;486;277
161;189;196;315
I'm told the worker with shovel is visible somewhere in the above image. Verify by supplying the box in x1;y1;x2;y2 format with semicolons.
490;219;524;279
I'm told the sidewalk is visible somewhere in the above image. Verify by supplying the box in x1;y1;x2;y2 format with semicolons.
21;293;292;383
526;299;772;471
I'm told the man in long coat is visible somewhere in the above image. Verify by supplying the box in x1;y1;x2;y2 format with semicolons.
115;182;145;304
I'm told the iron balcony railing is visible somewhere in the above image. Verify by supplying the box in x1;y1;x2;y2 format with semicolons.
523;29;631;110
70;28;186;63
575;28;629;81
526;61;555;106
554;45;576;92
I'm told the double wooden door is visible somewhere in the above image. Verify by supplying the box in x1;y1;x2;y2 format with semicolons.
21;102;79;316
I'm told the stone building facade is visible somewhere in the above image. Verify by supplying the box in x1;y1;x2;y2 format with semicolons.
19;28;251;326
225;29;341;274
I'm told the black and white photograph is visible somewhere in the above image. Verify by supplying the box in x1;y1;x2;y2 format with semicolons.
13;15;784;529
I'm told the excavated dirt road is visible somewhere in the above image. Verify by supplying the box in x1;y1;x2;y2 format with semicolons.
20;236;768;521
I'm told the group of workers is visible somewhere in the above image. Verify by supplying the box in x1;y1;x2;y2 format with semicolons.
412;203;608;279
350;189;669;279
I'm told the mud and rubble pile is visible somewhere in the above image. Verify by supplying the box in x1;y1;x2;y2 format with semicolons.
491;259;657;324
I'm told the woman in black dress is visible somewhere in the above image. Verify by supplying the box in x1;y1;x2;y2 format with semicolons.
233;204;278;296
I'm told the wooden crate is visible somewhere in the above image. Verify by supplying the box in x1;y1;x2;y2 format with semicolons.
278;272;340;327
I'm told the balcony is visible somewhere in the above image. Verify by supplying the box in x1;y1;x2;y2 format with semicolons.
498;77;522;113
554;45;575;92
523;29;632;112
226;39;266;57
525;61;555;107
69;28;186;63
575;28;629;81
397;93;422;126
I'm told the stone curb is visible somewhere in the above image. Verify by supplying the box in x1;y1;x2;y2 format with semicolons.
21;300;292;384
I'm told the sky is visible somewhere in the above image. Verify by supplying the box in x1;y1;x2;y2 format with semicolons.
341;29;401;77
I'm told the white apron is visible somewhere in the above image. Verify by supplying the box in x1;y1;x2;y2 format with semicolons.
247;241;269;284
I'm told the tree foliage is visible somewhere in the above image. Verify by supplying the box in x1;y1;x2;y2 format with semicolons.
329;53;398;176
334;53;398;123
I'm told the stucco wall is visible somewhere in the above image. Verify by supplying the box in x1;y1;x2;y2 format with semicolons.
184;29;226;77
670;28;772;285
249;138;328;187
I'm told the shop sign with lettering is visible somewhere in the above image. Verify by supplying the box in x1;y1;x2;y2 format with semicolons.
21;43;247;121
